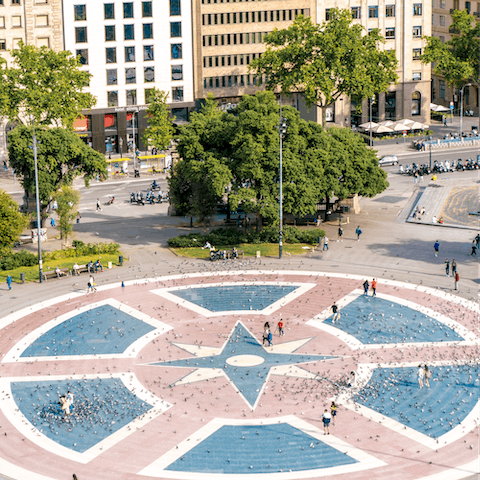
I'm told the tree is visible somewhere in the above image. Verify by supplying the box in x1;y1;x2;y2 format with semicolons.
54;186;80;243
0;190;28;257
421;10;479;88
7;126;107;217
142;89;175;152
171;92;387;227
249;11;398;121
0;42;95;128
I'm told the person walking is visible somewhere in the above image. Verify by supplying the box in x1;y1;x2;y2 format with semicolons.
424;366;431;388
331;302;340;323
322;409;332;435
338;226;344;242
433;240;440;257
330;402;337;426
417;364;425;388
444;259;450;277
277;319;284;336
371;278;377;296
355;226;362;241
6;275;12;291
363;279;369;296
452;259;457;277
323;236;329;251
96;199;101;212
454;271;459;291
471;242;477;256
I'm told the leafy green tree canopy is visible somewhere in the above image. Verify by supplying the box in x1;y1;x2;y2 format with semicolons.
249;11;398;110
0;190;28;257
54;186;80;243
170;92;387;225
421;10;479;87
8;126;107;213
142;89;175;152
0;42;95;127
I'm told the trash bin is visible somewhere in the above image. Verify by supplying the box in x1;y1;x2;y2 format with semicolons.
20;272;25;284
256;251;260;258
119;255;124;266
108;261;112;269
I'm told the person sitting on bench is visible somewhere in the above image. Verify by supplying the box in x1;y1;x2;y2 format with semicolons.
55;266;63;278
232;246;238;259
95;260;103;272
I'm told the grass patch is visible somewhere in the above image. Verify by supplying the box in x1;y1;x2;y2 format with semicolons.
173;243;315;259
0;254;123;284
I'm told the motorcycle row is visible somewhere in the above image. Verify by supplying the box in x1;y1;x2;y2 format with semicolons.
399;157;480;176
130;190;169;205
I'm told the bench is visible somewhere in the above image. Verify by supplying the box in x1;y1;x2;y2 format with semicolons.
42;267;70;281
225;249;245;259
72;264;89;275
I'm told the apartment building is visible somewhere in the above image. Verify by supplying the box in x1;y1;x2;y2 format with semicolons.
431;0;479;115
63;0;195;153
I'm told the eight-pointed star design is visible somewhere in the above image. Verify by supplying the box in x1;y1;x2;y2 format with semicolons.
150;322;336;408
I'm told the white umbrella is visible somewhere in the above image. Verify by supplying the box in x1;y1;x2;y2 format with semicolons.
370;125;394;134
392;122;411;131
409;121;428;130
430;103;450;112
398;119;415;125
359;121;379;129
378;120;395;127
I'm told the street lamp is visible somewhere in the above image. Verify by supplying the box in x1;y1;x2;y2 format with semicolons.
278;109;287;259
428;135;432;170
369;95;375;147
459;83;472;138
130;107;139;171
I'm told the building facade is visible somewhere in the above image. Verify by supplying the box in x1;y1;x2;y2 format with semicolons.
431;0;479;117
63;0;195;153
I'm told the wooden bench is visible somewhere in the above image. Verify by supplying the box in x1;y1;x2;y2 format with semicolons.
72;264;89;275
225;249;244;259
42;267;70;281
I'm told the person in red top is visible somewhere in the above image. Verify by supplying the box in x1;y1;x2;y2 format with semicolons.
371;278;377;296
277;319;285;336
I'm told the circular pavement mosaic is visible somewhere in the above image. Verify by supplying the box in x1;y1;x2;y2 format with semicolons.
0;270;478;480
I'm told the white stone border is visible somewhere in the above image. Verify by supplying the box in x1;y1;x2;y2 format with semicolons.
336;361;480;450
0;372;172;464
3;299;172;363
307;289;477;350
150;281;316;317
138;414;386;479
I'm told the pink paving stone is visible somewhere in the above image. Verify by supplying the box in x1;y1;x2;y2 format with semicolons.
0;272;477;480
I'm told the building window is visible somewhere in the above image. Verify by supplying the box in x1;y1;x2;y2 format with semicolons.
385;27;395;38
413;47;422;59
106;68;117;85
440;80;445;99
11;0;20;4
0;40;6;50
413;3;423;15
171;43;182;59
123;2;133;19
412;71;422;81
465;1;471;12
171;64;183;81
76;48;88;65
453;0;459;8
439;35;445;43
125;67;136;84
413;26;422;37
385;91;396;119
35;15;49;27
104;3;114;19
124;24;134;40
170;22;181;37
125;46;135;62
172;87;183;102
325;8;331;20
0;17;4;29
143;23;153;39
368;6;378;18
12;15;22;27
126;89;137;105
412;91;421;115
170;0;181;15
351;6;361;18
142;1;152;17
107;91;118;107
143;45;154;61
439;15;445;25
144;66;154;82
106;47;116;63
386;5;395;16
145;88;155;103
37;37;50;47
440;0;445;7
105;25;116;41
75;26;87;43
74;5;86;21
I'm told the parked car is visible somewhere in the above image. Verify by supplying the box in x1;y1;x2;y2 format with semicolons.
378;155;399;166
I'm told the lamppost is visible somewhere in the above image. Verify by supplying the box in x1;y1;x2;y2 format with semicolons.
130;107;139;171
278;109;287;259
32;123;43;283
428;135;433;170
459;83;472;138
369;95;375;147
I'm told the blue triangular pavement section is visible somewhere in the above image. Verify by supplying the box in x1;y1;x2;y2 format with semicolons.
323;295;463;344
11;378;153;452
166;423;358;473
169;285;299;312
21;305;155;357
353;364;479;439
